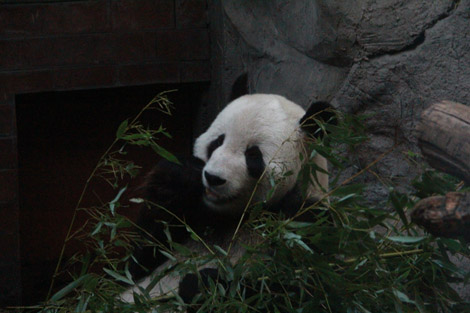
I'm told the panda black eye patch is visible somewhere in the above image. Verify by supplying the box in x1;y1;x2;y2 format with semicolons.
207;134;225;159
245;145;265;179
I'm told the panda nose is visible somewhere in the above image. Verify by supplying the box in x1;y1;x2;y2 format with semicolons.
204;171;226;187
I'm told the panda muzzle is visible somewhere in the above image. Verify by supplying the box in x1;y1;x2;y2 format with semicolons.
204;187;236;204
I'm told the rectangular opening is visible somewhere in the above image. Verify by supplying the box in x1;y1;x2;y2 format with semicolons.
16;82;208;304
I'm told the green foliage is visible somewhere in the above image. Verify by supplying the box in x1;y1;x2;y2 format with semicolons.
32;93;470;313
412;170;463;198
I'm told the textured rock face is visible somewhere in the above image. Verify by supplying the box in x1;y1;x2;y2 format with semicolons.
205;0;470;300
208;0;470;205
334;1;470;200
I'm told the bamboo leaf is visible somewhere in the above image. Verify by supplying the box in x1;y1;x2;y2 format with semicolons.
159;250;177;262
151;144;180;164
393;288;415;304
109;186;127;216
214;245;228;256
50;274;92;301
386;236;426;244
103;268;134;285
116;120;128;139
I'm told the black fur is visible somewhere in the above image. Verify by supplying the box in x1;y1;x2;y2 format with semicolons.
130;156;318;281
299;101;337;138
174;184;324;311
129;156;233;280
179;268;225;313
230;72;249;101
207;134;225;159
245;145;265;179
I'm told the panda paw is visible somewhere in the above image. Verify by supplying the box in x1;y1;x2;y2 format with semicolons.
142;156;205;209
179;268;226;312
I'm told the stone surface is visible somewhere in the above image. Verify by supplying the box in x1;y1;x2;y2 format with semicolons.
334;0;470;200
209;0;470;204
207;0;470;299
206;1;470;300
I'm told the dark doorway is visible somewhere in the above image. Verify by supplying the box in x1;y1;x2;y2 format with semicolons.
16;82;208;304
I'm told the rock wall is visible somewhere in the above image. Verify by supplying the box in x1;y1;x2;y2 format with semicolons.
207;0;470;204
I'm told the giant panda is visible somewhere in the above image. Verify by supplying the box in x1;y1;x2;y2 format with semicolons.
120;94;336;308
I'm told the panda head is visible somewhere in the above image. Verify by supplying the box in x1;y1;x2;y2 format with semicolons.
193;94;333;214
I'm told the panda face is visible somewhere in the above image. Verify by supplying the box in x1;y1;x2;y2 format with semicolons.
193;94;308;214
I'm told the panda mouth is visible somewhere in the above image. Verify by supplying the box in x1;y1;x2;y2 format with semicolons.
204;188;237;204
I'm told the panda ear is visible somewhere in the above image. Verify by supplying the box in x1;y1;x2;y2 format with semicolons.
229;72;249;101
299;101;337;138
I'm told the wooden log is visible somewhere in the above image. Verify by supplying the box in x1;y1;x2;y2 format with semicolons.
413;101;470;239
411;192;470;241
416;100;470;185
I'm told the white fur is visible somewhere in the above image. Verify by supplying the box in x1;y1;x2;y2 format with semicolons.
194;94;326;213
121;94;328;303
